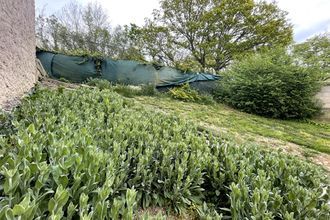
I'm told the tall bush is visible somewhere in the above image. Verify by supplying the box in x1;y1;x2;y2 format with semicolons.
215;49;322;119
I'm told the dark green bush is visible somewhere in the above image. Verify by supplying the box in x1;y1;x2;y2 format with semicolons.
215;49;322;119
140;84;158;96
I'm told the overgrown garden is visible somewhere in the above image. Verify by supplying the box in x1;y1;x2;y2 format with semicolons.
0;87;329;219
0;0;328;218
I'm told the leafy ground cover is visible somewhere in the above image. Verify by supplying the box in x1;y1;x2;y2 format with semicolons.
0;86;329;219
135;96;330;155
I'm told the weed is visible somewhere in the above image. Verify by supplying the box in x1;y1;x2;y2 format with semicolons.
168;83;215;105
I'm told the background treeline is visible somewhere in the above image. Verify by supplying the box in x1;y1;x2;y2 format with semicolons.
36;2;140;60
36;0;329;74
36;0;294;71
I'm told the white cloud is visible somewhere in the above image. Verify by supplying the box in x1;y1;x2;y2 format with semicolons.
269;0;330;41
99;0;159;26
36;0;159;26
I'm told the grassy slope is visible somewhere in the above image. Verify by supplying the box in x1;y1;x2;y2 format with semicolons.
134;96;330;154
2;85;329;218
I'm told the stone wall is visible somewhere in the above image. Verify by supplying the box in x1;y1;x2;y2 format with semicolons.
0;0;37;109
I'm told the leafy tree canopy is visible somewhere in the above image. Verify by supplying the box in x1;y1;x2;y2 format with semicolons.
293;33;330;81
36;2;144;60
133;0;293;71
36;0;293;72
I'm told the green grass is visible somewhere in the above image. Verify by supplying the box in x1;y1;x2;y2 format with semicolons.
83;78;329;154
134;96;330;154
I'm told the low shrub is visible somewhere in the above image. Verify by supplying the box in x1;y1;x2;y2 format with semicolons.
0;110;15;136
215;48;322;119
86;78;158;97
86;77;113;90
0;88;328;219
140;84;158;96
168;83;215;104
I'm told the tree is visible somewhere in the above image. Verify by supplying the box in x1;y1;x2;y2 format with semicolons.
127;22;181;66
36;8;50;49
82;2;111;54
293;33;330;80
36;1;112;55
140;0;293;71
107;25;145;61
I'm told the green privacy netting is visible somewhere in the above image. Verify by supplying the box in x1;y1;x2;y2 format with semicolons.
36;51;220;87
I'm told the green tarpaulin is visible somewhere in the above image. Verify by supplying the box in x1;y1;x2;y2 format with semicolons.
37;51;219;87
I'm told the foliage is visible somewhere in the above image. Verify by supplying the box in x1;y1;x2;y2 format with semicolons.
36;2;110;54
62;48;105;60
86;78;113;90
168;84;201;102
0;111;15;136
215;48;322;119
136;95;330;154
168;83;215;104
132;0;293;71
36;2;145;61
140;84;159;97
110;25;148;62
126;22;180;67
36;0;292;70
0;88;328;219
86;78;158;97
293;33;330;81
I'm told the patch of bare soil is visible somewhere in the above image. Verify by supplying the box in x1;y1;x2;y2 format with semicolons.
39;77;82;90
1;96;22;112
1;77;84;111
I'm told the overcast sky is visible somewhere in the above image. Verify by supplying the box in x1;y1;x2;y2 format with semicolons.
35;0;330;42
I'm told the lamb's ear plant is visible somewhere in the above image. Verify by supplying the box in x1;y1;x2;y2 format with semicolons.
0;87;328;219
67;202;77;220
122;189;137;220
48;185;69;220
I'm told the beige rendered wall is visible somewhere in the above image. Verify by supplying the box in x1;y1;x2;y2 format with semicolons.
0;0;37;108
317;86;330;109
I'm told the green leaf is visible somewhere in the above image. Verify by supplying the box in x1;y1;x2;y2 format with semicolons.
48;198;56;213
5;209;14;220
59;175;69;188
12;205;25;216
27;123;36;134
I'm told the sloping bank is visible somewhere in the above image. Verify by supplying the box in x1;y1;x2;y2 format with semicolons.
36;50;219;88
